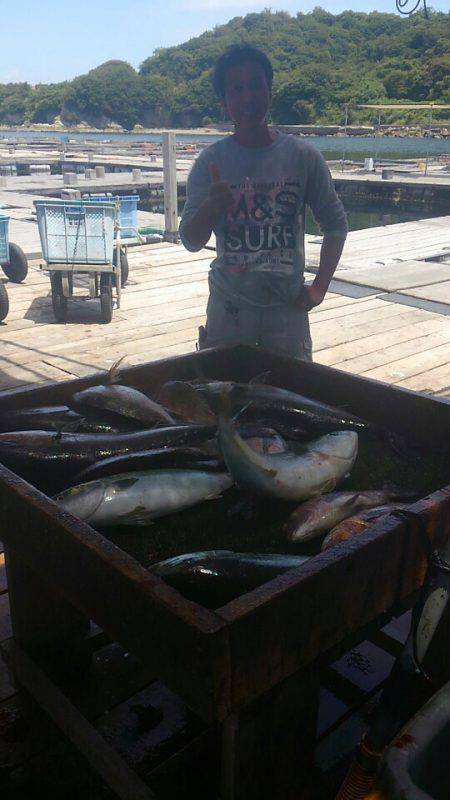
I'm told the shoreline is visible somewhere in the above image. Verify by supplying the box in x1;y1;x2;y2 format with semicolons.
0;124;448;140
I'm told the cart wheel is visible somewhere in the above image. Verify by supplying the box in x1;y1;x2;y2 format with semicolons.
50;273;67;323
2;243;28;283
113;248;129;287
0;281;9;322
100;273;113;323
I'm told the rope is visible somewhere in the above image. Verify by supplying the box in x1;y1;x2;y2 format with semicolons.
396;0;429;18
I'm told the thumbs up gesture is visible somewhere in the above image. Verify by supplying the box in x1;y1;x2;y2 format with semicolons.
207;163;234;218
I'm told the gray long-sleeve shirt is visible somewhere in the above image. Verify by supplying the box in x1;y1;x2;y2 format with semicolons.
179;132;348;308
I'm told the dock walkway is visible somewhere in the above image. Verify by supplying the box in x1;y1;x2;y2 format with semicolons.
0;214;448;397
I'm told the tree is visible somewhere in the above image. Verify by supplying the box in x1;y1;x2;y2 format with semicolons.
63;61;146;129
0;9;448;129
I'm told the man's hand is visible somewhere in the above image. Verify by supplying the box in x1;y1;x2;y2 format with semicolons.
207;164;234;219
295;235;346;312
295;281;327;312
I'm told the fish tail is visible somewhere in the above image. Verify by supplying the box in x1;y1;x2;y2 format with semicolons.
249;370;271;385
107;356;126;385
206;386;234;420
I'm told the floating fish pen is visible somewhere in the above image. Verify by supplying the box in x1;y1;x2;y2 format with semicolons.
333;174;450;208
0;344;449;799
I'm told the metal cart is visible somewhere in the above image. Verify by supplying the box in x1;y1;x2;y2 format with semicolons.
0;214;10;321
0;212;30;322
0;212;28;285
34;199;121;324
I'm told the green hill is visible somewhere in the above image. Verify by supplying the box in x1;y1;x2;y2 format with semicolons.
0;9;448;130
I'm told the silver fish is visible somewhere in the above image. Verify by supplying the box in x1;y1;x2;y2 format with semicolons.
72;359;176;427
150;551;311;607
194;380;366;431
217;405;358;501
284;490;409;543
55;469;233;527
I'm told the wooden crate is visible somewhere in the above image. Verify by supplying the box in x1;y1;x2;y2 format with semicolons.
0;345;449;800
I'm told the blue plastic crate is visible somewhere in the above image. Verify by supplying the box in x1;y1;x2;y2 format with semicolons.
85;194;138;238
34;200;116;265
0;215;9;264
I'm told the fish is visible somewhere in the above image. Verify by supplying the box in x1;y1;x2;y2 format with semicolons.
284;489;412;543
0;405;141;434
73;447;224;484
150;550;310;607
156;381;217;425
194;380;366;432
72;359;176;427
55;470;233;527
215;392;358;500
321;504;407;551
0;425;216;493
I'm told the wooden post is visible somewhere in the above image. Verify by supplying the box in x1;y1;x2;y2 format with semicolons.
424;105;432;177
163;131;179;243
4;544;91;681
220;665;319;800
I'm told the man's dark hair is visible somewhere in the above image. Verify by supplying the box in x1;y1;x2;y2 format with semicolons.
213;44;273;99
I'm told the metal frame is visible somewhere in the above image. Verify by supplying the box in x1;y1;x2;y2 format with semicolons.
39;202;122;315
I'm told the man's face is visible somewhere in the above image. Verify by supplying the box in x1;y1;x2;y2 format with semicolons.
223;61;271;130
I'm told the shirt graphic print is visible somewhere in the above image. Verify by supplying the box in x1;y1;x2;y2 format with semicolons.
223;177;302;275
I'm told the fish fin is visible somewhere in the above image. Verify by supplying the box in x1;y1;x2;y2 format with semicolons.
321;478;337;494
52;417;85;441
118;505;154;525
106;356;126;385
204;488;227;501
249;370;270;386
232;401;252;423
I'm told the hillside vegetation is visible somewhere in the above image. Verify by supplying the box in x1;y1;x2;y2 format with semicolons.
1;9;448;130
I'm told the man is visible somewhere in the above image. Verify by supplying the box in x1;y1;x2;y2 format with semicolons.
179;44;348;359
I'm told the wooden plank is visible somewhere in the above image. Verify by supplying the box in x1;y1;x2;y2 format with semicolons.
333;261;450;293
335;217;449;243
0;360;76;392
0;313;205;368
308;297;383;323
312;308;435;352
331;329;450;376
316;316;450;366
361;341;450;383
398;363;450;394
400;279;450;304
2;640;157;800
312;303;433;341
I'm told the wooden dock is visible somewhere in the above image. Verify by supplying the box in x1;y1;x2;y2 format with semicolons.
0;214;448;398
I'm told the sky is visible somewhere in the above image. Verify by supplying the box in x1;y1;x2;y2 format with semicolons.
1;0;447;85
